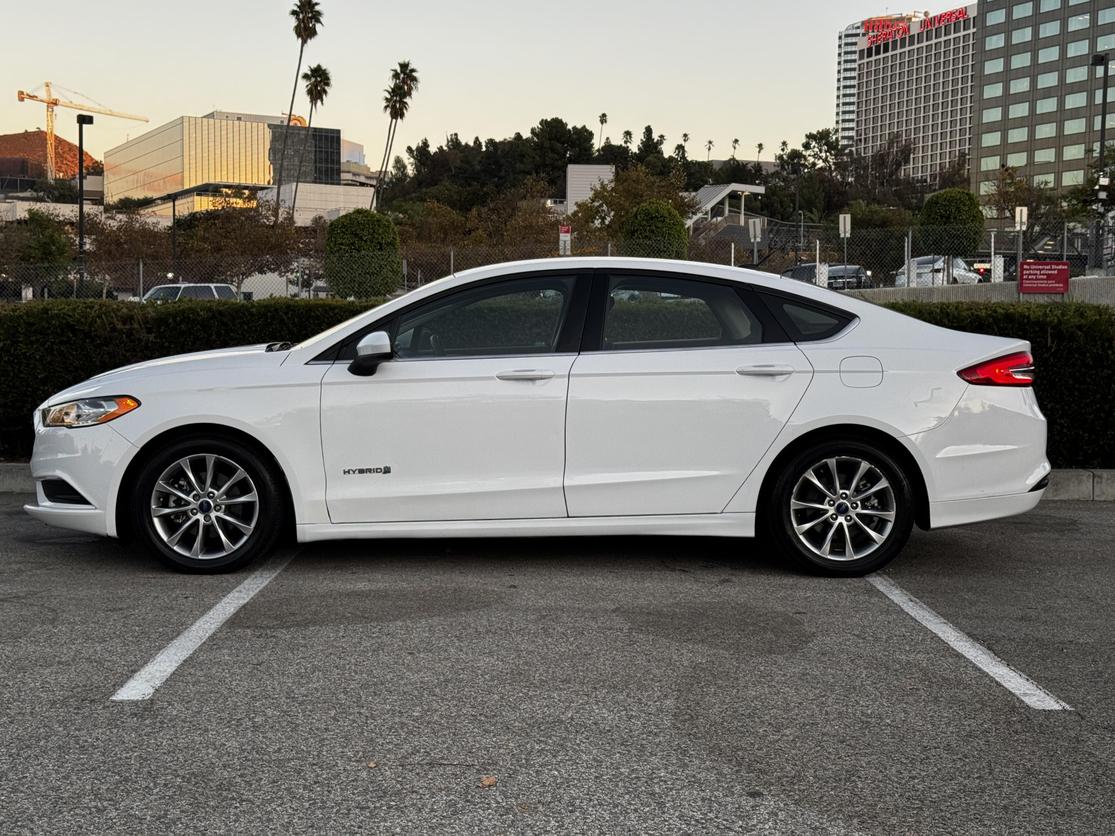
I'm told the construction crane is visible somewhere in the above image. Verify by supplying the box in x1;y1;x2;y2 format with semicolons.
16;81;148;181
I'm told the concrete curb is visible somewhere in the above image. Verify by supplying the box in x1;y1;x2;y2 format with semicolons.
2;461;1113;500
0;463;33;494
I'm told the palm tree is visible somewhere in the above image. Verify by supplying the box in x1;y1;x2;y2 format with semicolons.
372;61;419;209
756;141;764;160
598;112;608;149
682;132;690;149
706;139;714;161
731;138;739;158
622;130;633;147
274;0;323;223
291;64;331;216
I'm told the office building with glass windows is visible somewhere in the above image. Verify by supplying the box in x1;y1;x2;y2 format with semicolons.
103;111;341;214
971;0;1115;199
853;6;978;184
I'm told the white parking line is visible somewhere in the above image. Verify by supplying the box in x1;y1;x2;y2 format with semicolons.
867;574;1072;711
111;552;294;702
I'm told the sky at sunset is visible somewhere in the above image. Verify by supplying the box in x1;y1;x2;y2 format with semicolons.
2;0;906;164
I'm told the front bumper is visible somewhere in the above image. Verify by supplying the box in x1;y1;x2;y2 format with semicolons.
24;419;135;538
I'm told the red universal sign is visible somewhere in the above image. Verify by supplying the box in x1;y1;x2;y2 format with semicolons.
922;6;969;32
1019;261;1070;294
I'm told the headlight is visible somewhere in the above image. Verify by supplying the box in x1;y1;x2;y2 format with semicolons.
42;396;140;428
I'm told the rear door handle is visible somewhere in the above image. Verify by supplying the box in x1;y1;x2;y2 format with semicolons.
496;369;555;381
736;364;796;377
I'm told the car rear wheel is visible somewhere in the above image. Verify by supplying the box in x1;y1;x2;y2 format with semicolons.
130;438;283;573
766;440;914;576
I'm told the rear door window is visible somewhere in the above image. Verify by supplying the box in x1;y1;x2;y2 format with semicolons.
601;275;764;350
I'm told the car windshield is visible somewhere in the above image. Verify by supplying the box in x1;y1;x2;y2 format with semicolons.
143;286;180;301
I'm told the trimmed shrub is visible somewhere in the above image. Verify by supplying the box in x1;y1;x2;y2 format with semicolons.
0;298;382;458
917;189;984;261
324;209;403;299
2;298;1112;470
886;301;1115;469
619;199;688;259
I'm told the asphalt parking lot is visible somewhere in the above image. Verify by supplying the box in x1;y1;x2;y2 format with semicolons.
1;494;1113;835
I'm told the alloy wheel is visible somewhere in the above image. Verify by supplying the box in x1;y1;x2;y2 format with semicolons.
789;456;896;562
149;454;259;560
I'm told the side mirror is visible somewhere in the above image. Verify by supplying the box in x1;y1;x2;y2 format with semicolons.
348;330;393;376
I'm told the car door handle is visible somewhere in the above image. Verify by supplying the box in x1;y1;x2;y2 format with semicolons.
496;369;555;381
736;364;796;377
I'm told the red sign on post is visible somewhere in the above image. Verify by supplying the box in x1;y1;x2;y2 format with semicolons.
1019;261;1070;294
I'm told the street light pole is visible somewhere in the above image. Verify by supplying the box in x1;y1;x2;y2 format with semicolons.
76;114;93;279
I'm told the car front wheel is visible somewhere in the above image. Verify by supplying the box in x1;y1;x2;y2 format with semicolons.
766;441;914;576
130;438;283;573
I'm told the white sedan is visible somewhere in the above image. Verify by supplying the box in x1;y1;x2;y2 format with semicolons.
25;258;1049;575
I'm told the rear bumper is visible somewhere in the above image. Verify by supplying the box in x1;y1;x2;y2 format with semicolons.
907;384;1050;511
929;488;1044;529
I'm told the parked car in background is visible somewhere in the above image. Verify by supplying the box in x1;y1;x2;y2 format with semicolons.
142;284;240;303
892;256;983;287
781;263;872;290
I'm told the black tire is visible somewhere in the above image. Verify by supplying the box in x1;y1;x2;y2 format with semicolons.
764;440;914;576
129;436;284;573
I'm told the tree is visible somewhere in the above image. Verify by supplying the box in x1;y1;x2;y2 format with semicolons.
21;209;72;264
919;188;985;280
373;60;420;209
324;209;402;298
622;130;633;148
274;0;323;223
755;142;764;160
682;133;690;149
731;138;739;158
291;64;332;216
705;139;714;161
570;164;698;240
598;112;607;149
620;199;687;258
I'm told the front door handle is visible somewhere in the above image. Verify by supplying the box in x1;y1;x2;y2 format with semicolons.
736;364;796;377
496;369;555;381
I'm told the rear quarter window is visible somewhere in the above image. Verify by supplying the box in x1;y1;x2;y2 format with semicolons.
759;293;854;342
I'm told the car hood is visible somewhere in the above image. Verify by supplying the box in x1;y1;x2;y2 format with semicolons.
39;344;283;407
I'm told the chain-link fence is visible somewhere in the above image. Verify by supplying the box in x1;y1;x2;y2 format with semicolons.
3;219;1113;304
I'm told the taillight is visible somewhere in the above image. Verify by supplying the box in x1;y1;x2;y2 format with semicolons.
958;351;1035;386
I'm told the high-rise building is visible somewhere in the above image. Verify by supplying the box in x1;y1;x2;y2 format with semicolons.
854;6;977;185
836;21;865;147
970;0;1115;201
103;111;341;213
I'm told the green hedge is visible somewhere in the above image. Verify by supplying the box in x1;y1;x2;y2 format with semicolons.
0;298;381;458
886;302;1115;469
2;298;1112;469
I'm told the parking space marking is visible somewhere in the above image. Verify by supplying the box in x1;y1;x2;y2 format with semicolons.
867;574;1072;711
110;551;294;702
